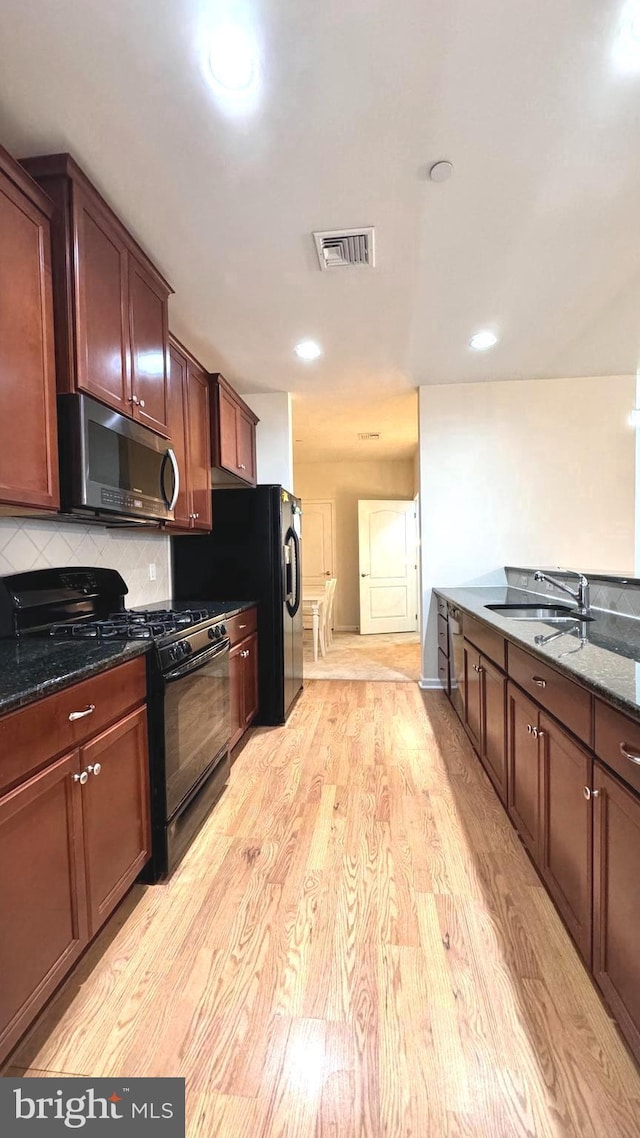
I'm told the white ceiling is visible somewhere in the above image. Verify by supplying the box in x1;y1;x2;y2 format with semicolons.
1;1;640;461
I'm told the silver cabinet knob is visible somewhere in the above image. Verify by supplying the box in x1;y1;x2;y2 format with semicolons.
69;704;96;721
583;786;600;800
532;676;546;688
531;727;544;739
87;762;102;777
139;399;145;408
73;771;89;785
239;463;246;470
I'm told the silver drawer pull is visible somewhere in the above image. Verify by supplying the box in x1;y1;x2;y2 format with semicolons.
619;742;640;765
532;677;546;688
239;623;247;629
68;704;96;721
73;771;89;785
87;763;102;777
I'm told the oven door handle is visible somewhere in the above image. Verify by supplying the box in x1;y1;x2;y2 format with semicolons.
164;638;230;681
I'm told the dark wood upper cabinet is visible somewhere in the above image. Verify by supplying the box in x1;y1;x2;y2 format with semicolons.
129;259;170;435
539;714;593;964
186;359;212;531
0;749;88;1062
73;183;130;413
593;762;640;1061
210;373;258;486
0;145;59;513
166;335;212;532
21;153;172;436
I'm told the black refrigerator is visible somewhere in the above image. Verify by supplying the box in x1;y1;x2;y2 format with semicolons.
172;485;303;724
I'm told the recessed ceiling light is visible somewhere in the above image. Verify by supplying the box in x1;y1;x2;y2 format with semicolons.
613;1;640;73
469;330;498;352
208;24;257;91
294;340;322;361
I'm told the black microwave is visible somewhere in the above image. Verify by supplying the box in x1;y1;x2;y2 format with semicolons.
57;394;179;525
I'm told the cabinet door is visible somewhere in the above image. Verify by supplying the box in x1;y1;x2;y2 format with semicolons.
507;683;542;860
463;640;482;749
540;714;593;963
166;343;191;529
0;172;59;511
593;765;640;1063
73;185;130;414
481;656;507;804
187;362;212;530
242;633;259;728
81;706;150;937
236;406;257;485
217;385;239;473
128;256;169;436
0;751;88;1063
229;642;245;751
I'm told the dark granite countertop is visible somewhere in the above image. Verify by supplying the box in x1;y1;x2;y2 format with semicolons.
434;585;640;718
0;638;150;717
0;599;257;718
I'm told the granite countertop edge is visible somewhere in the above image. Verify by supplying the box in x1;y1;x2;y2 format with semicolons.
433;585;640;720
0;600;257;718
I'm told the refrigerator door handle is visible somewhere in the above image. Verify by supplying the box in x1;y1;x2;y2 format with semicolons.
284;527;301;617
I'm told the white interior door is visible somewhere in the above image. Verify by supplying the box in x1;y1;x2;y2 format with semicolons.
301;500;335;584
358;500;418;634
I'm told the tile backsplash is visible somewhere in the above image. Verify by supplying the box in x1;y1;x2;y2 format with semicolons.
0;518;172;607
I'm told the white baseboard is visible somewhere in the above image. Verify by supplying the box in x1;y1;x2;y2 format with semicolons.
419;677;445;690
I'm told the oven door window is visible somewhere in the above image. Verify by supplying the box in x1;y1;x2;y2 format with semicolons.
163;649;231;817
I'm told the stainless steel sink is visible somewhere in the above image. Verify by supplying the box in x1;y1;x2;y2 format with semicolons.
485;603;594;622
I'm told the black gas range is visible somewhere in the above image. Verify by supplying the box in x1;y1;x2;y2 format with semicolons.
0;567;233;880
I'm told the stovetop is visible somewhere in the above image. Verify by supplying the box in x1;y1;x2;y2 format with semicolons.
49;608;213;642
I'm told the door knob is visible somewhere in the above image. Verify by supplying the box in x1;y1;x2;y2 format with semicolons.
361;573;369;577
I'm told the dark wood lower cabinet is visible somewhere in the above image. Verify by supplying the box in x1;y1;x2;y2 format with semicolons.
0;750;88;1061
593;764;640;1060
229;632;259;750
0;665;151;1068
81;707;150;936
481;656;507;804
507;682;542;861
539;714;593;964
463;640;482;749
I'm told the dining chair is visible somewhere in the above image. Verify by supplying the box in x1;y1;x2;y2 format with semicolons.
324;577;337;649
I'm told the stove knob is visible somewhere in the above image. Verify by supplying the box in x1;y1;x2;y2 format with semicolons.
169;645;180;662
208;626;216;640
219;624;226;637
182;641;192;656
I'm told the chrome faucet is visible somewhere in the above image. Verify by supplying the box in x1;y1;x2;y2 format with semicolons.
533;569;590;616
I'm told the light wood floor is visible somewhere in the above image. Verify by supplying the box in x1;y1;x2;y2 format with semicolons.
303;632;421;682
6;683;640;1137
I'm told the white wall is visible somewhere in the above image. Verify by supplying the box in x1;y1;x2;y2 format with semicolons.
244;392;293;490
0;518;172;608
294;458;415;629
419;374;636;683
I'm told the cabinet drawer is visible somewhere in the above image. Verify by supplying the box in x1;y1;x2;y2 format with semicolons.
226;606;257;646
437;614;449;658
438;649;449;691
436;595;448;618
594;699;640;797
0;656;146;794
464;613;506;670
508;643;591;744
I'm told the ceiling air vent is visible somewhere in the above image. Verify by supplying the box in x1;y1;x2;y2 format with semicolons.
358;432;381;441
313;227;375;271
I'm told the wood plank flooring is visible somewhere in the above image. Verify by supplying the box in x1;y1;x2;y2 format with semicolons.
5;682;640;1136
